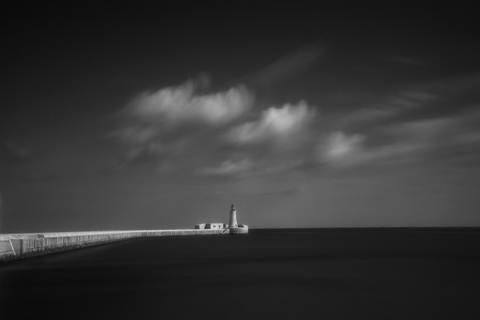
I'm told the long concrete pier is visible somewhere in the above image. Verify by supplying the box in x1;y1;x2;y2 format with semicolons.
0;229;229;263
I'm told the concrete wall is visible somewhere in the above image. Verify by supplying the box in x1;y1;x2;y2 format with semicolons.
0;229;229;264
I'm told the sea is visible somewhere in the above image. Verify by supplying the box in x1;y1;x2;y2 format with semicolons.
1;228;479;320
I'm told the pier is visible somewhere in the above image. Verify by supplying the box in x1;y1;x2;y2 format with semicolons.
0;229;227;263
0;204;248;263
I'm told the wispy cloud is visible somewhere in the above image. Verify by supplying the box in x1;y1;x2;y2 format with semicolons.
226;101;316;147
381;110;480;162
110;62;480;177
247;44;325;90
317;132;366;165
322;109;480;168
200;158;253;176
340;72;480;131
407;72;480;99
339;91;439;130
109;45;327;175
317;72;480;168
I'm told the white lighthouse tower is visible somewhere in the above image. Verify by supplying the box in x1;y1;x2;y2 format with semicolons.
228;204;248;235
229;204;238;228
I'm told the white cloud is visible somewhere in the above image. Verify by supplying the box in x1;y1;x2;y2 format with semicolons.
316;131;427;167
317;132;366;165
227;101;315;145
123;78;254;127
112;76;256;168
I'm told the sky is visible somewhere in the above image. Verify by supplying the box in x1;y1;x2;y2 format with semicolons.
1;3;479;232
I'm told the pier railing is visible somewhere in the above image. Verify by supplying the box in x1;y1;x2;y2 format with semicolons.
0;229;228;263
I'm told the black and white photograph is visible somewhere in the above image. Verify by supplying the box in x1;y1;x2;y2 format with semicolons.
1;3;479;319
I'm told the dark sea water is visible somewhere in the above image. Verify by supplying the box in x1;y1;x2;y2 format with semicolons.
1;228;480;320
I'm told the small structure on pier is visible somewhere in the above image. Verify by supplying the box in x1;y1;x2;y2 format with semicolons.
194;223;226;230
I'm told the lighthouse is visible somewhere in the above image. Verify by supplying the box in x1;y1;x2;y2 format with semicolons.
229;204;238;228
228;204;248;235
194;204;247;234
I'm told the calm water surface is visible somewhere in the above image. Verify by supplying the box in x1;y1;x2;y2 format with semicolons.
1;228;479;319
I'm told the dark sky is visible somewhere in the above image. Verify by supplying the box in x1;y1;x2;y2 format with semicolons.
1;3;479;232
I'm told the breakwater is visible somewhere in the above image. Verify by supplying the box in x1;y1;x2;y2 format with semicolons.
0;229;228;263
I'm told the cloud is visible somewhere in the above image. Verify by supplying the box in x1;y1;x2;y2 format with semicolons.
409;72;480;99
111;76;255;167
200;158;253;176
109;68;480;177
319;107;480;168
324;71;480;170
226;101;316;147
339;72;480;135
112;98;317;176
317;132;366;165
199;156;308;178
339;91;439;130
113;76;254;148
381;110;480;162
122;76;254;129
123;143;164;166
316;130;433;167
